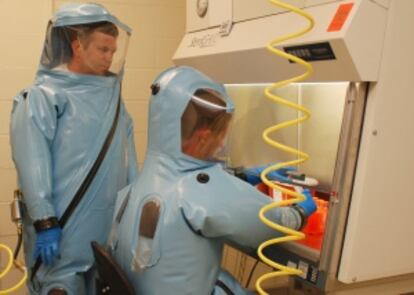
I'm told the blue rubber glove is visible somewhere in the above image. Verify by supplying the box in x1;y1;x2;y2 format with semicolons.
33;226;62;266
296;188;317;216
244;165;296;186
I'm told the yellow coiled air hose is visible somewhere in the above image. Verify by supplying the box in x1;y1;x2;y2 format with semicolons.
0;235;28;294
256;1;315;294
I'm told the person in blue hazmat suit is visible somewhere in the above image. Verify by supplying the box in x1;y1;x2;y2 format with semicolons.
10;3;138;294
108;66;316;294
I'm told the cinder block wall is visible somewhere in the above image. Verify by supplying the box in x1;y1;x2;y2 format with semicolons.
0;1;185;293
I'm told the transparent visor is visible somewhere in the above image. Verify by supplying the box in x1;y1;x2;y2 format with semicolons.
181;88;233;162
40;21;130;76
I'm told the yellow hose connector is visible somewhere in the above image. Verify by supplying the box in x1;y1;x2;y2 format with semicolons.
256;1;315;294
0;243;28;294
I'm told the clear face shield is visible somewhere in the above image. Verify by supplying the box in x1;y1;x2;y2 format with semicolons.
40;21;130;76
181;88;233;162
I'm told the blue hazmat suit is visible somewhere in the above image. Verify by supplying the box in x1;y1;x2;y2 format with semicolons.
10;3;138;294
109;66;304;294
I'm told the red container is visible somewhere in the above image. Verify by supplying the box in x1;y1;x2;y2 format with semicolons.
255;181;329;250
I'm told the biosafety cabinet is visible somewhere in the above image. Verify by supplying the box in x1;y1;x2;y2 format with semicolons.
174;0;414;294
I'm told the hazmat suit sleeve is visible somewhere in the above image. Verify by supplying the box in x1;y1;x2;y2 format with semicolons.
179;165;302;251
10;87;64;221
126;114;139;183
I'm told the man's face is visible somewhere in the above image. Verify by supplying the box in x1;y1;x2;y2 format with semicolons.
79;31;117;76
182;125;230;161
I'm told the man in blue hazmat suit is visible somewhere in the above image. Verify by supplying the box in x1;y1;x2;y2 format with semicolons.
10;3;138;294
108;66;316;294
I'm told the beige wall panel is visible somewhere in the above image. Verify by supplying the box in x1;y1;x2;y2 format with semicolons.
0;101;12;135
122;69;159;100
105;4;158;41
155;39;181;69
134;131;147;165
0;169;17;203
54;1;185;40
127;38;157;69
156;6;186;39
0;36;44;69
0;204;15;236
0;68;35;100
0;135;13;169
0;0;51;37
55;0;175;6
124;101;149;133
158;0;185;6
